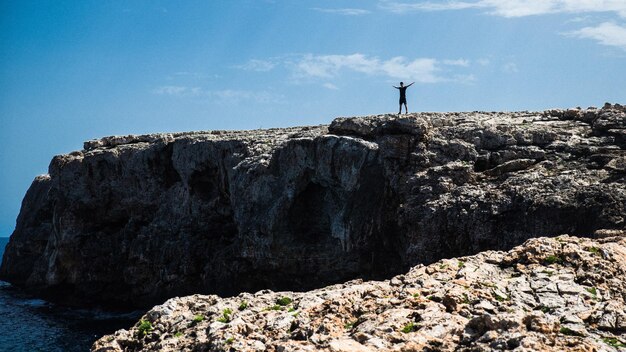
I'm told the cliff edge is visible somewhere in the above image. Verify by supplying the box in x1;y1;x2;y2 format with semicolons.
1;104;625;308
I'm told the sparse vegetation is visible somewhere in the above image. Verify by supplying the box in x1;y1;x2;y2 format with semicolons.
225;337;234;345
458;260;465;269
401;322;418;333
217;308;233;323
238;301;248;311
602;337;626;348
137;320;152;337
545;255;562;264
585;287;599;300
266;304;283;311
276;297;293;306
174;332;183;338
412;293;420;298
559;327;583;337
344;321;357;330
193;314;204;323
587;247;601;255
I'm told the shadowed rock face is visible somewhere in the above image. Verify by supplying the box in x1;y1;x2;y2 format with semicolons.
1;105;625;308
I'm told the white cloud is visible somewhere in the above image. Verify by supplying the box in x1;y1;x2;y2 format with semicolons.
234;59;276;72
379;0;626;18
292;53;462;83
567;22;626;50
152;86;284;103
323;83;340;90
295;54;379;78
311;7;371;15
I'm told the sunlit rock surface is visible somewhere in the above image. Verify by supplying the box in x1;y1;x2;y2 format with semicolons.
92;235;626;351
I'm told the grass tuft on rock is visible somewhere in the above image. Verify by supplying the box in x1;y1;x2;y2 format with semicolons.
276;297;293;306
137;320;152;337
401;322;418;333
216;308;233;323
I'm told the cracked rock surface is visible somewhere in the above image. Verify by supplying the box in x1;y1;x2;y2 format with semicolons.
92;235;626;351
1;105;625;308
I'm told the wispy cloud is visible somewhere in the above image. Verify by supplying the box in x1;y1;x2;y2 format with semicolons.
291;53;470;83
293;54;378;78
566;22;626;50
152;86;284;103
233;53;475;85
379;0;626;18
311;7;371;16
233;59;277;72
379;1;626;51
380;1;479;13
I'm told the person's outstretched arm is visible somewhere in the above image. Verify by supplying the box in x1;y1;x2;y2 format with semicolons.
407;82;415;87
393;86;400;89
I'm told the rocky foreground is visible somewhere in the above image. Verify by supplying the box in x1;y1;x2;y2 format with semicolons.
93;235;626;351
1;104;625;308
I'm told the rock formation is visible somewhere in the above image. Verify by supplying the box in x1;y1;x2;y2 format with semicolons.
1;104;625;308
92;235;626;351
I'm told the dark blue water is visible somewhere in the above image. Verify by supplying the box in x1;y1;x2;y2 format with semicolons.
0;237;141;351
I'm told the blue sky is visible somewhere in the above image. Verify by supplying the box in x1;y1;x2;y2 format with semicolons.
1;0;625;237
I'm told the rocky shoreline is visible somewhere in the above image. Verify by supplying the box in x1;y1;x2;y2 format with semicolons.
93;235;626;351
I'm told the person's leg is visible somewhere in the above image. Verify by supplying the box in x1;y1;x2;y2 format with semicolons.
399;103;402;114
404;102;408;114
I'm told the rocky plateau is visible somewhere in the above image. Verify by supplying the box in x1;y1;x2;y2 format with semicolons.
1;104;625;310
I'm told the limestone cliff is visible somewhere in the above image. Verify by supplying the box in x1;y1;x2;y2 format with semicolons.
1;104;625;308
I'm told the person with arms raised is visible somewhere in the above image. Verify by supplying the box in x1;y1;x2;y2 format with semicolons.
393;81;414;115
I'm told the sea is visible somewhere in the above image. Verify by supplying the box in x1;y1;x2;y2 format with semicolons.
0;237;141;352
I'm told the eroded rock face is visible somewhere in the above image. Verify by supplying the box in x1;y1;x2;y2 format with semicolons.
1;105;625;307
92;235;626;351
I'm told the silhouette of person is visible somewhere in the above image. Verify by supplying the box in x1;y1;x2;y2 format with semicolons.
393;81;414;114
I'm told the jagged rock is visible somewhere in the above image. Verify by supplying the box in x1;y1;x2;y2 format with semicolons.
1;106;625;308
92;236;626;351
